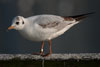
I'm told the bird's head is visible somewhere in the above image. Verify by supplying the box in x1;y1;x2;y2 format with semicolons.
8;16;25;30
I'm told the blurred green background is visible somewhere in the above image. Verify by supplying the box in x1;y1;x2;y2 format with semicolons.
0;0;100;54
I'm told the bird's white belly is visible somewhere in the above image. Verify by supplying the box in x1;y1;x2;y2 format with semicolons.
19;28;53;41
19;31;45;41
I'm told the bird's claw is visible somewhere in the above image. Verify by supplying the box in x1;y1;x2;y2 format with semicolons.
32;52;51;57
32;51;44;56
40;51;44;55
41;53;51;57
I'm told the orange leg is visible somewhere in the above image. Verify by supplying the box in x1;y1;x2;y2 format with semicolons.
42;40;52;57
49;40;52;54
32;40;52;57
32;41;45;55
40;41;45;55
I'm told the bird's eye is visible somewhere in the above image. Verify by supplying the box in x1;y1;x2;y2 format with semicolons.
16;22;19;25
22;21;24;24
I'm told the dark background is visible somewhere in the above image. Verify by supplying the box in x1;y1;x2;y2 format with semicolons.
0;0;100;54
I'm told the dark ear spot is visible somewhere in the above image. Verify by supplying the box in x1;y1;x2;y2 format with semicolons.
22;21;24;24
16;16;20;20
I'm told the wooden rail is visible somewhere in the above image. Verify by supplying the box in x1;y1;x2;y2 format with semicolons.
0;53;100;60
0;53;100;67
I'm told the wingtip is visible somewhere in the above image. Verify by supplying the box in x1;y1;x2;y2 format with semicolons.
85;12;96;15
62;12;95;21
73;12;95;21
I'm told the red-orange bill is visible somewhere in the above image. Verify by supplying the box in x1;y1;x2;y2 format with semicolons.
8;26;14;30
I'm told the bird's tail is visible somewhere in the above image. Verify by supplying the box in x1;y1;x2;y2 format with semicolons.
70;12;95;21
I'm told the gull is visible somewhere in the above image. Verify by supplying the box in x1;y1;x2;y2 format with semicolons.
8;12;94;57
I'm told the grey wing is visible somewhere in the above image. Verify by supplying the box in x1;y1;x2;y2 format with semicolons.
37;15;76;31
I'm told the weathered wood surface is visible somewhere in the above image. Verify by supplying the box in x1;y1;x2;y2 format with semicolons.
0;53;100;61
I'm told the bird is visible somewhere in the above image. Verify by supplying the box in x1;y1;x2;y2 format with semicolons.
8;12;94;57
